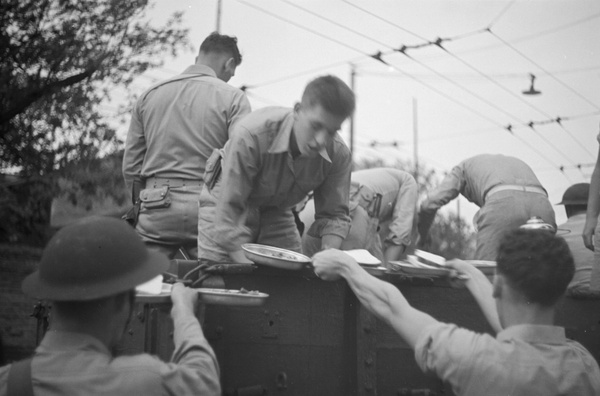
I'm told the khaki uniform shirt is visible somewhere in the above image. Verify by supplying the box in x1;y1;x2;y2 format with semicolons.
0;306;221;396
213;107;352;251
123;64;251;193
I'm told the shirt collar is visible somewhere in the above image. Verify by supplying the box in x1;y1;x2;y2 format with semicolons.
267;112;331;163
181;64;217;78
497;324;566;344
38;329;111;356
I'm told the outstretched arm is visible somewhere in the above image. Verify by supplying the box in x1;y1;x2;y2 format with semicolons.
446;259;501;333
313;249;438;349
584;133;600;251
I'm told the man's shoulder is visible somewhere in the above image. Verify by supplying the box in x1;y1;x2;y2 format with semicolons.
237;107;292;135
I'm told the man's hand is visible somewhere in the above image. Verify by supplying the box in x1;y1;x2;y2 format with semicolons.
583;218;597;251
170;282;199;315
312;248;357;281
445;258;478;288
229;249;254;264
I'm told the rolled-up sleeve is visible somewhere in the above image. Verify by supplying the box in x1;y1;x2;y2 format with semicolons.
213;130;259;251
122;101;147;196
386;173;418;247
308;145;352;239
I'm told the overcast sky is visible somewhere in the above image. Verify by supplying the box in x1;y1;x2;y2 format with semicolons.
117;0;600;226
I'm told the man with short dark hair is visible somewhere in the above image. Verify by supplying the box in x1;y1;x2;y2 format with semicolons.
123;32;251;259
198;75;355;263
312;229;600;395
558;182;600;298
0;217;221;396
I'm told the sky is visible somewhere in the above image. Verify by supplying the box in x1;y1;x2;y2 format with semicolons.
117;0;600;227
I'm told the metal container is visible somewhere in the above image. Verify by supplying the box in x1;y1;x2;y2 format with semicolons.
519;216;556;233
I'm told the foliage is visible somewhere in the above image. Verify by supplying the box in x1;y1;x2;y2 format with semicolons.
353;156;476;259
0;0;192;243
0;177;55;244
0;0;192;176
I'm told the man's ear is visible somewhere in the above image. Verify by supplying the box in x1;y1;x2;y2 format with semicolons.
225;57;235;70
293;102;301;114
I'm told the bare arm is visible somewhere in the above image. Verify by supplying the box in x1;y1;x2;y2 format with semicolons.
584;136;600;250
446;259;501;333
313;249;438;349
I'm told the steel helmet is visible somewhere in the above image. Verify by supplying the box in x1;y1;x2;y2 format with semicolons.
22;216;169;301
557;183;589;206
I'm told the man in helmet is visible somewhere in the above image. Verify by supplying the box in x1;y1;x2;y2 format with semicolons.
0;216;220;396
557;183;600;299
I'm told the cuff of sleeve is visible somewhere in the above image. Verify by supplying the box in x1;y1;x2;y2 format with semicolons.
307;217;351;239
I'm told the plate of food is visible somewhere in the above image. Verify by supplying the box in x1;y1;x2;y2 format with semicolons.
196;287;269;306
242;243;311;270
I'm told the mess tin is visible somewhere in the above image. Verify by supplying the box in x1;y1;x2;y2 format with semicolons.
242;243;311;270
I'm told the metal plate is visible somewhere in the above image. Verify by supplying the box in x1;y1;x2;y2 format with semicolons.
197;288;269;306
362;265;388;276
388;261;450;278
242;243;311;270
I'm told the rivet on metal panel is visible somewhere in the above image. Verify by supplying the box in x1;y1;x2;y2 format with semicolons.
136;311;145;323
276;372;288;390
364;357;374;367
128;328;134;335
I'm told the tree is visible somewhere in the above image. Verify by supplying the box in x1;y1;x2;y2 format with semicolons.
0;0;192;175
0;0;191;243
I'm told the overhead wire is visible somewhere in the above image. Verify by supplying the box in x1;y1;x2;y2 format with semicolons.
235;0;585;181
422;38;596;160
339;1;584;179
487;29;600;112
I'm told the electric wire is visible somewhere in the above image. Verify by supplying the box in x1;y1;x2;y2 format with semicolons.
430;39;596;159
487;0;517;29
236;0;368;55
279;0;392;49
488;29;600;112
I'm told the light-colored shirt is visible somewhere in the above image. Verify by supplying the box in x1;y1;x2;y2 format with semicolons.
351;168;418;247
214;107;352;251
420;154;546;213
0;305;221;396
123;64;251;193
415;322;600;396
561;213;597;296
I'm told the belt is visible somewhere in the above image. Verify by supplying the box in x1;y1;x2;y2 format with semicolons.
485;184;547;201
145;177;203;188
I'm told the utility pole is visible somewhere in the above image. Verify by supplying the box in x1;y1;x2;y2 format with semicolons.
349;64;356;163
413;97;418;181
215;0;222;32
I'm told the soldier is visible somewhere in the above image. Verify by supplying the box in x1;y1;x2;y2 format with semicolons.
0;217;220;395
